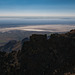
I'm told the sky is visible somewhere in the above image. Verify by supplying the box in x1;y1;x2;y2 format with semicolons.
0;0;75;17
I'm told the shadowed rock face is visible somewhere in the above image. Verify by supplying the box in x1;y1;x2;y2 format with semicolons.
30;34;47;42
0;30;75;75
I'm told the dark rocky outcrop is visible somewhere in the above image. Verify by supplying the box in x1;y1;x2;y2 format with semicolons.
0;30;75;75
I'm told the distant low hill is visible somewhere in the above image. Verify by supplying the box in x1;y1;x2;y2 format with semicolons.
0;37;29;52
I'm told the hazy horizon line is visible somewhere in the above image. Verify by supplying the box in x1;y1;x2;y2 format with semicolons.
0;16;75;19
